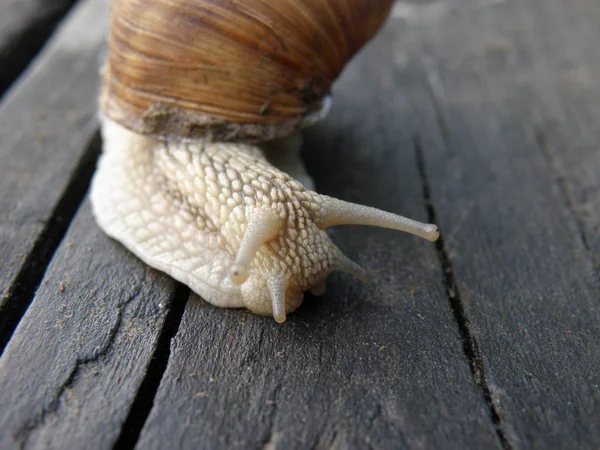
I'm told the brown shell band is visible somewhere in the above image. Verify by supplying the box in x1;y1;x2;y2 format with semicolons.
100;82;332;143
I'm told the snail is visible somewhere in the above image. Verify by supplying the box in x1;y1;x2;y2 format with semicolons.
90;0;440;323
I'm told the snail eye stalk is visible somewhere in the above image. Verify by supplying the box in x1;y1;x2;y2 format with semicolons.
317;197;440;242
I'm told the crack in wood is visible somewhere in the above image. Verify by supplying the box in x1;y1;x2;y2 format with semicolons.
260;380;284;450
112;283;190;450
422;59;456;158
366;404;383;430
413;135;513;450
535;130;600;277
310;428;339;450
14;363;79;447
12;271;147;447
0;129;101;356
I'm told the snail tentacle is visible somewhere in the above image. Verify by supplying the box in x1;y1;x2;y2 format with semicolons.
91;117;438;321
317;198;440;242
333;248;373;285
267;274;287;323
229;208;282;286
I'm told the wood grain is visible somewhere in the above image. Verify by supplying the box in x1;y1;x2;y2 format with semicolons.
2;0;599;448
0;1;188;448
0;0;109;348
393;0;600;447
0;0;77;96
0;200;181;449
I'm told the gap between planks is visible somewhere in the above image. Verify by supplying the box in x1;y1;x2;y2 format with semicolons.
414;135;512;450
535;131;600;277
113;283;190;449
0;130;100;355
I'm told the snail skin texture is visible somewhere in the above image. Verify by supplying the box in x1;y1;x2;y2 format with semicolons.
91;0;440;323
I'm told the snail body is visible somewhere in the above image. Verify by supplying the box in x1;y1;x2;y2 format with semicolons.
91;0;439;323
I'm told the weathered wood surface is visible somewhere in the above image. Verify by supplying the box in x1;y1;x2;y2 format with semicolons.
1;0;599;449
136;294;498;449
393;0;600;447
0;0;108;349
0;0;77;97
0;0;187;448
0;200;181;449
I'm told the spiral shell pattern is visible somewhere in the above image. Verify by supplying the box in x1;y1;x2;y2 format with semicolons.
100;0;394;143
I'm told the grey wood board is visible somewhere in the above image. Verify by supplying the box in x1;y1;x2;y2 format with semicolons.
0;0;77;94
0;0;75;50
521;0;600;269
0;0;109;324
395;0;600;447
0;200;179;449
135;15;502;450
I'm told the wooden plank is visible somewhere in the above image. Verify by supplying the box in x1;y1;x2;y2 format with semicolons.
0;0;77;96
0;200;182;449
135;16;502;450
395;0;600;447
523;0;600;271
0;0;188;446
0;0;109;348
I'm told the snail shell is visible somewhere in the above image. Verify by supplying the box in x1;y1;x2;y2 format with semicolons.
91;0;439;323
101;0;395;142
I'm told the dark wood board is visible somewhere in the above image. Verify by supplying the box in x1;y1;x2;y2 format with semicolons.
0;0;78;96
0;200;181;450
1;0;598;448
521;0;600;271
0;0;109;347
393;0;600;447
134;12;502;450
0;0;188;446
0;1;185;446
